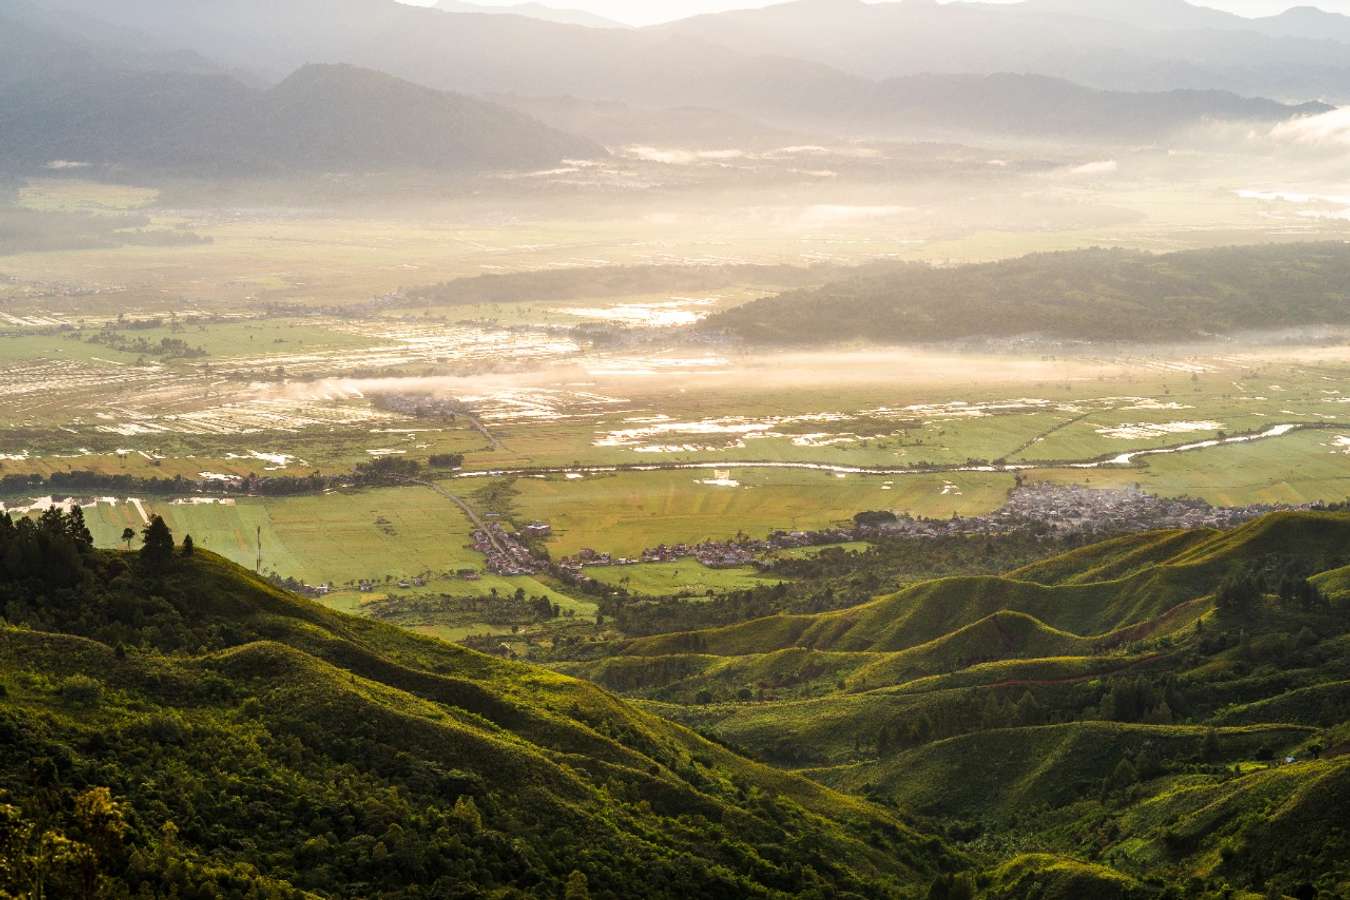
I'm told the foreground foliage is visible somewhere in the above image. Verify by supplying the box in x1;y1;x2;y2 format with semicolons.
0;510;950;898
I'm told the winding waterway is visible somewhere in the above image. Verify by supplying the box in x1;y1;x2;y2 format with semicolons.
451;422;1335;481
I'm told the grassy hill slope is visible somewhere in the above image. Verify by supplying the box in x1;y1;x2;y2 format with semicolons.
621;513;1350;660
0;524;950;897
561;510;1350;897
815;721;1316;818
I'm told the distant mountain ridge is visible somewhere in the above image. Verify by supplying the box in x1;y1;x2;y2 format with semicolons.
0;61;602;175
1026;0;1350;42
434;0;628;29
656;0;1350;98
858;72;1330;140
5;0;1345;141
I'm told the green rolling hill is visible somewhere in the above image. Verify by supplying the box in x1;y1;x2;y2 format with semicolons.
3;506;1346;897
0;513;950;898
558;510;1350;898
616;512;1350;659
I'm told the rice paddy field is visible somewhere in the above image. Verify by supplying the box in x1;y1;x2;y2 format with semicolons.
0;337;1346;599
580;561;785;598
1032;426;1350;507
2;174;1348;640
75;486;484;583
503;469;1013;557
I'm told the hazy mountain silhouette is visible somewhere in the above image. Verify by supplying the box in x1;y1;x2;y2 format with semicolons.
657;0;1350;98
0;0;1339;148
0;61;602;174
435;0;628;29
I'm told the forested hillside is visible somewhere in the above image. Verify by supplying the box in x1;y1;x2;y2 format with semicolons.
556;512;1350;899
704;243;1350;344
0;510;947;898
2;505;1347;897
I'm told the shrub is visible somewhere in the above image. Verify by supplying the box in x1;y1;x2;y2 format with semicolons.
60;674;102;707
138;712;187;745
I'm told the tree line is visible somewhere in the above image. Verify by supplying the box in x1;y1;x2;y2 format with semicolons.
705;243;1350;344
0;453;464;500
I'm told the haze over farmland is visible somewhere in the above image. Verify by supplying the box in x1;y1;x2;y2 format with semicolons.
0;1;1348;898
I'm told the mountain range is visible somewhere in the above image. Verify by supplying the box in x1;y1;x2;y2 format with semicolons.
434;0;628;29
0;56;600;175
1;0;1343;152
658;0;1350;97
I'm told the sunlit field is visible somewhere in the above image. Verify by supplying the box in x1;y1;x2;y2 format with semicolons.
1;157;1348;648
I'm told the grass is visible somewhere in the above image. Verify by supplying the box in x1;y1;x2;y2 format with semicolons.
1031;427;1350;507
83;486;485;585
983;853;1149;900
581;560;785;597
507;469;1012;557
561;647;870;701
843;611;1097;690
77;489;598;623
0;547;950;896
1009;529;1217;586
771;541;873;559
619;572;1184;659
621;512;1350;661
819;721;1315;818
582;510;1350;803
87;318;377;358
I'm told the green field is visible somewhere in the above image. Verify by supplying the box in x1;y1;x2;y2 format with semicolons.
1033;427;1350;506
505;469;1014;557
554;510;1350;897
773;541;874;559
581;560;785;597
81;486;480;585
74;488;596;622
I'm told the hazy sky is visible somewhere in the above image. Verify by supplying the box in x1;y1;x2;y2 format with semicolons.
403;0;1350;27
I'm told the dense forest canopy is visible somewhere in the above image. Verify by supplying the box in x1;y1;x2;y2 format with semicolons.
704;243;1350;344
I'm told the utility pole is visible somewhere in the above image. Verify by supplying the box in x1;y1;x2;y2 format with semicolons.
256;525;262;573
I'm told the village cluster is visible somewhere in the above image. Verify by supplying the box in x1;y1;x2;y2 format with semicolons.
470;521;552;576
470;481;1312;582
871;481;1298;539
